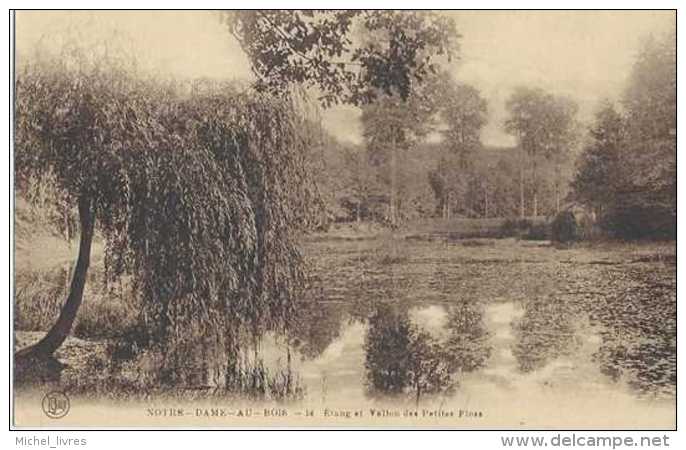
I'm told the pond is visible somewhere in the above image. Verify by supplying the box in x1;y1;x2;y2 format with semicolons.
260;237;675;427
14;237;676;428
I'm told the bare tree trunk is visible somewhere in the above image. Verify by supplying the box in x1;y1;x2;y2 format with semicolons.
446;191;451;219
532;154;538;217
519;152;525;219
357;155;363;223
16;196;95;361
484;183;489;218
389;133;398;227
555;160;561;214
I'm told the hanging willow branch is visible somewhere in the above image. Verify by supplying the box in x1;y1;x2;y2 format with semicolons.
15;42;321;374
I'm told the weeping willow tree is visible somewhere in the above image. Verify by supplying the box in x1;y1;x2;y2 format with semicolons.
14;41;321;379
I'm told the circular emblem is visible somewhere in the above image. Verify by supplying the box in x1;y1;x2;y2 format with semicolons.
42;391;70;419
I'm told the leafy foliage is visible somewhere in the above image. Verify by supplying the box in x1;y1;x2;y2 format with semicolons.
360;75;444;225
15;43;319;372
443;302;491;372
550;210;579;243
571;30;675;239
225;10;459;106
505;87;578;216
428;79;488;218
364;304;453;402
570;102;624;214
498;218;548;240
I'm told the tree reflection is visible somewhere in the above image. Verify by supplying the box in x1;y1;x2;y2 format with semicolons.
443;301;492;373
513;297;579;372
365;304;414;396
289;299;347;360
364;304;453;404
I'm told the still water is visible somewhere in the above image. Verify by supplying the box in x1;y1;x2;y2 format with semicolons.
249;239;676;428
16;238;673;428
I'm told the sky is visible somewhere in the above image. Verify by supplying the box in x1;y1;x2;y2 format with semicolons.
16;10;675;147
322;11;675;147
446;11;675;146
15;11;253;80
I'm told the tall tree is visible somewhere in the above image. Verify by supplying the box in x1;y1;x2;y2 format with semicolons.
225;10;459;107
340;144;379;222
362;89;437;225
572;29;675;239
623;31;676;141
505;87;577;217
541;96;579;213
428;152;462;219
505;87;541;217
611;29;676;238
430;80;487;218
227;11;460;227
571;101;624;216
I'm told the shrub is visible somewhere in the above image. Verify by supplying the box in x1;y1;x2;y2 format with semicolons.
516;218;534;230
73;296;139;340
551;211;579;243
499;219;519;238
14;268;70;331
15;265;140;340
522;222;549;241
499;218;548;240
599;204;676;240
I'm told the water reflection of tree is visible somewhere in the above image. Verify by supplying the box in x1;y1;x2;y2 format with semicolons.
513;297;580;372
365;305;414;396
224;350;305;402
443;302;492;373
289;299;347;360
364;304;453;404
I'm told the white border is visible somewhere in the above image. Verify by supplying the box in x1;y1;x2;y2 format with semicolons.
3;3;683;449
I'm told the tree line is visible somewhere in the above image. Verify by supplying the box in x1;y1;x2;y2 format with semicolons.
310;79;580;225
310;28;675;240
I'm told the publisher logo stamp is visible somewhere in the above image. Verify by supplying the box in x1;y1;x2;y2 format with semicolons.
42;391;70;419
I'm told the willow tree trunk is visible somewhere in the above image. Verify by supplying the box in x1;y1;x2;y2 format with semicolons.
16;196;95;361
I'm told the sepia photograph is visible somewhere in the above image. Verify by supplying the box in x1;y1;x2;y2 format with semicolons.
9;8;676;432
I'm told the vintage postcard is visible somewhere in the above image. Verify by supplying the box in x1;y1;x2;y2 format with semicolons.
11;9;676;429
